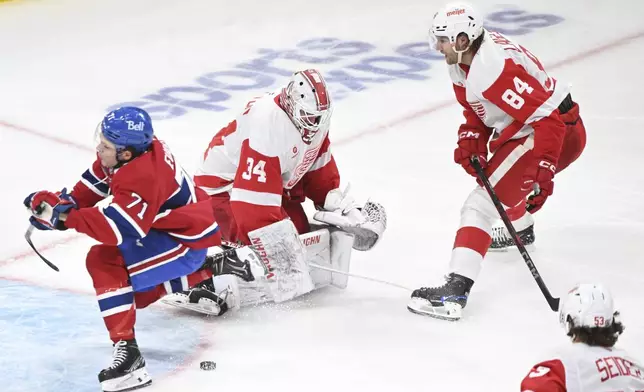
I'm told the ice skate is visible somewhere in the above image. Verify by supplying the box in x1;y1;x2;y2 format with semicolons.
407;273;474;321
98;339;151;392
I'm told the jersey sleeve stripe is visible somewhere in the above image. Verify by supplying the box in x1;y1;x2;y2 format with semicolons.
80;171;110;197
168;221;220;242
231;188;282;207
104;204;147;239
98;207;123;245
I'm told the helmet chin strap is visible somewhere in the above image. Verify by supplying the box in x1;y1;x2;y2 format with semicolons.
455;44;471;64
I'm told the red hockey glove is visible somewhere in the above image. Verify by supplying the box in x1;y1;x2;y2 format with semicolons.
24;188;77;230
454;130;488;177
522;157;556;213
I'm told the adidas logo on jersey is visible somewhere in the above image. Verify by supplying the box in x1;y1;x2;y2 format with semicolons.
126;121;145;131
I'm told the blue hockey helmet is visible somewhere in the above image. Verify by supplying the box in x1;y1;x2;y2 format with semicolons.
100;107;154;153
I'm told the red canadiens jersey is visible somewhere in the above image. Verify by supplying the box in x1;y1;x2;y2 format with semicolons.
450;30;570;160
194;91;340;242
521;343;644;392
64;138;221;249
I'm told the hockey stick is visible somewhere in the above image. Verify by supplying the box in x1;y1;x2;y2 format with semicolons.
224;236;412;291
24;225;60;272
470;156;560;312
308;262;413;292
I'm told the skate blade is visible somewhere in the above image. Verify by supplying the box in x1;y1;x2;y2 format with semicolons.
488;243;535;253
101;367;152;392
161;295;222;316
407;298;462;321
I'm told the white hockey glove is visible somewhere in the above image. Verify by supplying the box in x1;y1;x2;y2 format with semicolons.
313;185;387;251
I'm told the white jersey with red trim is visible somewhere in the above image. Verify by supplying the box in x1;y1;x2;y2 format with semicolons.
521;343;644;392
195;91;332;195
194;91;340;242
449;30;571;153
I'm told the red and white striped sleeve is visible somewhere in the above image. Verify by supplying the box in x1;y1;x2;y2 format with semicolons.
229;139;288;244
453;80;494;143
301;135;340;207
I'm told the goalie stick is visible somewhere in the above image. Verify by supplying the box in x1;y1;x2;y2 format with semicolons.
223;239;411;292
308;262;412;291
470;156;559;311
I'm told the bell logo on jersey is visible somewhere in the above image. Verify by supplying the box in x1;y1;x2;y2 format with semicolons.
126;121;145;131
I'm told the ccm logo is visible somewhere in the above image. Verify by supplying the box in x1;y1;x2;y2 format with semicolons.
539;160;556;173
459;131;480;139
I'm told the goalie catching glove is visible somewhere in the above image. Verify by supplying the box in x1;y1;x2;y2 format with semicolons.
313;185;387;251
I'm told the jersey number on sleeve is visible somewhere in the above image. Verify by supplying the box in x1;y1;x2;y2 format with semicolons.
528;366;551;378
242;157;267;183
502;76;534;109
126;193;148;220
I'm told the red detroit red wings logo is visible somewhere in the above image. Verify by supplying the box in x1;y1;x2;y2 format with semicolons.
469;100;486;120
286;146;321;188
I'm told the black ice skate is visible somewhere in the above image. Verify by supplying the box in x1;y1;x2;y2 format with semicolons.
407;273;474;321
161;277;240;316
204;247;256;282
98;339;151;392
205;246;273;282
488;224;535;252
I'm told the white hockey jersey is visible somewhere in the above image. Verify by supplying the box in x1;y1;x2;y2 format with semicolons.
450;30;571;158
194;91;340;243
521;343;644;392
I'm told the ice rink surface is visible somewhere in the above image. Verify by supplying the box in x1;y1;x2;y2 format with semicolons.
0;0;642;390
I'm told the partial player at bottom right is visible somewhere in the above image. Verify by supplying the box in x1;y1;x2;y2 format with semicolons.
521;283;643;391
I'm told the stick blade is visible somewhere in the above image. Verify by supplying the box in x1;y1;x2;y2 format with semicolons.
24;225;60;272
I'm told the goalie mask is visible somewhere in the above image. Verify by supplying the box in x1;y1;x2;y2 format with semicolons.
280;69;333;144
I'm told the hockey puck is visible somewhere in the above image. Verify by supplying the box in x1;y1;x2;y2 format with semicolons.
200;360;216;371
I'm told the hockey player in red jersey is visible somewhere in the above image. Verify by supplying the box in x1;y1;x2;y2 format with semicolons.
164;69;387;313
521;283;644;391
24;107;261;392
407;4;587;320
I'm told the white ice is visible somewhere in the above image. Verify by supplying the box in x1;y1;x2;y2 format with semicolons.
0;0;643;391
